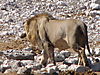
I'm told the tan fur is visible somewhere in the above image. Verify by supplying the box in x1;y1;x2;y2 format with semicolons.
23;13;55;49
22;13;91;67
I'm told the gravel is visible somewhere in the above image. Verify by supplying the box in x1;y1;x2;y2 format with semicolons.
0;0;100;74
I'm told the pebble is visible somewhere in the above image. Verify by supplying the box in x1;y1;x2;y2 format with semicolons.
0;52;4;56
56;1;67;6
95;0;100;4
94;48;100;56
0;60;3;65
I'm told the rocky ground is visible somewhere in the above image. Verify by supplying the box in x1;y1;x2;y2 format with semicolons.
0;0;100;75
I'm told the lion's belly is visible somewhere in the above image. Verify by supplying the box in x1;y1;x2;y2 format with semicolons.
54;39;70;50
46;20;70;50
46;26;70;50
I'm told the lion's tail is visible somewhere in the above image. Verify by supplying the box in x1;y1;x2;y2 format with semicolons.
84;23;93;56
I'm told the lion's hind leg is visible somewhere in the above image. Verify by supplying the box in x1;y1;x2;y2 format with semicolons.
80;47;89;67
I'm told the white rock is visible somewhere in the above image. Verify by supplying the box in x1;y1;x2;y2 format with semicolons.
94;48;100;56
85;48;93;56
70;53;78;57
90;3;100;10
90;10;100;16
10;60;23;70
0;31;8;36
25;64;34;68
17;67;27;74
46;66;58;74
4;69;13;73
67;64;90;72
95;57;100;62
60;50;71;58
95;15;100;19
21;60;34;66
1;64;11;72
91;0;97;3
46;63;54;68
64;57;78;64
56;1;67;6
3;59;10;65
58;64;68;71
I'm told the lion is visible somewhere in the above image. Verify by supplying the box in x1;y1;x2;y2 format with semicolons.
21;13;92;67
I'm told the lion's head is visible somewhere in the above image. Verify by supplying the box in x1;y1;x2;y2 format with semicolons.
20;13;54;49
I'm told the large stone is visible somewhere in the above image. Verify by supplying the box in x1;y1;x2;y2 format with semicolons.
21;60;34;66
63;57;78;65
4;69;14;74
67;64;90;72
55;54;65;62
10;61;24;69
91;62;100;71
0;64;11;73
17;67;31;75
90;10;100;17
58;64;68;71
46;64;59;74
3;49;35;60
90;3;100;10
46;66;58;74
60;51;71;58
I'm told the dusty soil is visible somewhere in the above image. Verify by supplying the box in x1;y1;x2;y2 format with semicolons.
0;39;26;51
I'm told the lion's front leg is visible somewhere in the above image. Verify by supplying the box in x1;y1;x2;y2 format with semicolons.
41;42;56;67
40;42;50;67
41;50;49;67
49;46;56;65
